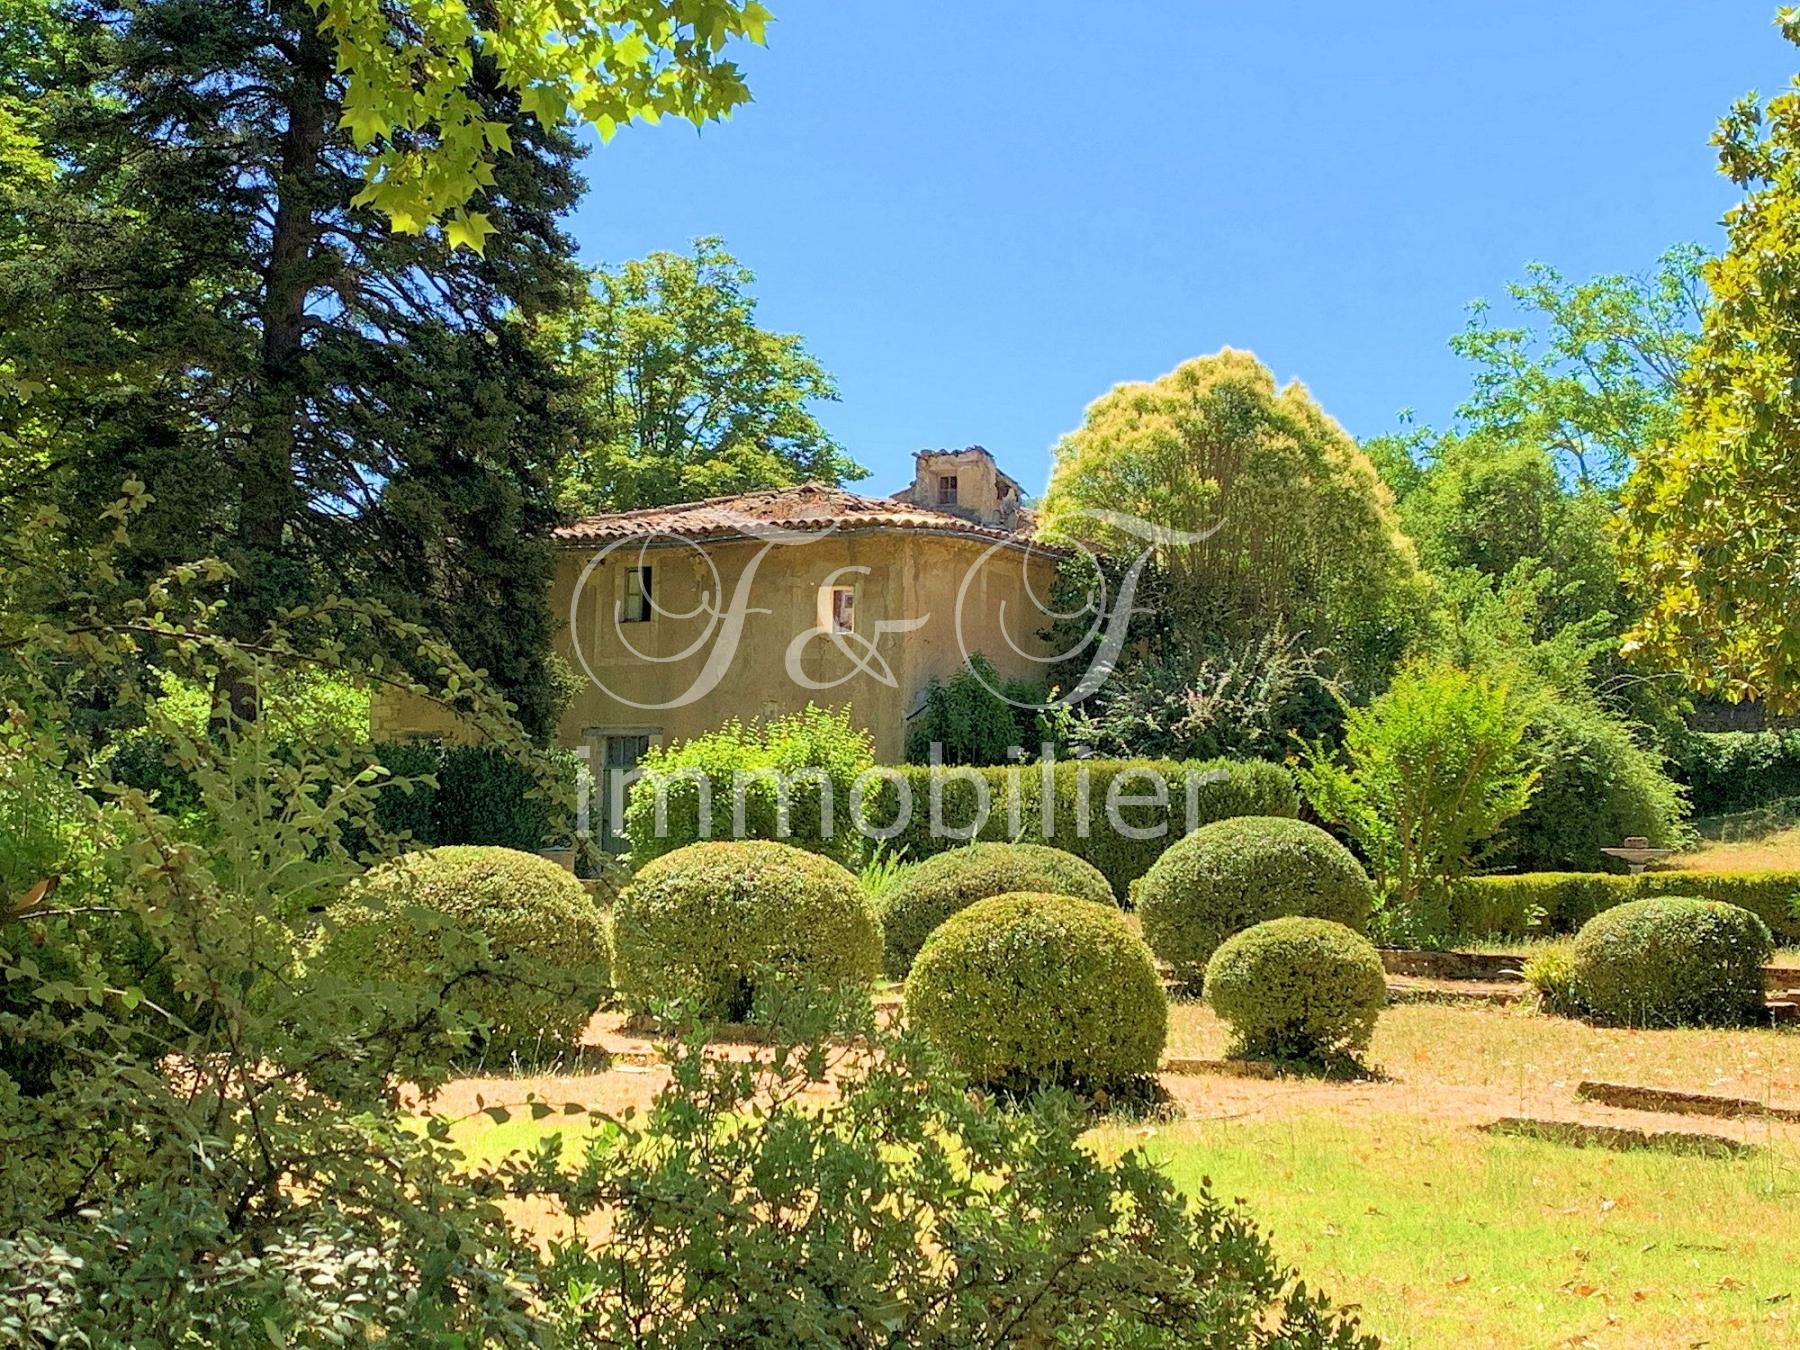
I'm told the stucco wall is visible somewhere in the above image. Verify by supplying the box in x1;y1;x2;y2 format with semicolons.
372;527;1058;764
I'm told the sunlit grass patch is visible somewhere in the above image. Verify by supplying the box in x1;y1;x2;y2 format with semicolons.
1092;1110;1800;1348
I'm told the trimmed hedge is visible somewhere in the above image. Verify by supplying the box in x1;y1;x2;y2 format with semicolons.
875;843;1115;979
903;892;1167;1089
623;707;875;871
110;734;576;851
1204;917;1387;1062
862;757;1297;898
318;846;609;1057
1569;898;1773;1027
1452;869;1800;943
1672;730;1800;818
612;840;881;1021
1136;816;1375;988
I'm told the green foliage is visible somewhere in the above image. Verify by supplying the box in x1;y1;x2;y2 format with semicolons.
0;511;576;1339
149;668;373;746
876;842;1115;979
624;704;875;869
1136;816;1375;989
1569;897;1773;1028
1400;438;1626;635
1409;565;1685;876
1299;661;1537;945
547;237;865;514
856;848;913;902
1;0;581;734
903;892;1167;1090
0;743;150;1096
1450;869;1800;944
1619;15;1800;712
1521;945;1582;1017
511;992;1374;1348
1048;619;1339;764
433;743;578;850
316;1;765;232
905;653;1046;765
1203;917;1387;1064
611;840;881;1020
1672;730;1800;817
1040;348;1432;696
318;845;609;1061
104;735;578;852
866;757;1299;899
1497;698;1686;872
1447;246;1702;490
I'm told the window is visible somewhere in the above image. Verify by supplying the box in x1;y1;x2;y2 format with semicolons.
622;565;652;623
936;474;958;506
830;586;855;635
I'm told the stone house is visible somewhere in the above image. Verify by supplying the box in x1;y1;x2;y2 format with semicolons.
373;448;1058;836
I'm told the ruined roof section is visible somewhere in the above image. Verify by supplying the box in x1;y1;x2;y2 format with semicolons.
553;481;1038;545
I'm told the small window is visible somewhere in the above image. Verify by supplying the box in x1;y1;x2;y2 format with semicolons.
622;566;652;623
830;586;855;635
937;474;958;506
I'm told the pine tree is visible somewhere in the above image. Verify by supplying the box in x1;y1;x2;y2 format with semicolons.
0;0;587;734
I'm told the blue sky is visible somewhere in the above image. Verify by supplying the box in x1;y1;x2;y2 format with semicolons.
567;2;1795;497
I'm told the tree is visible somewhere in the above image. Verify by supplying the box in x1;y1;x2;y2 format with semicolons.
1620;10;1800;711
1398;435;1623;640
547;237;865;513
315;0;767;233
0;1;590;733
1039;348;1432;696
1450;245;1704;490
1298;661;1538;946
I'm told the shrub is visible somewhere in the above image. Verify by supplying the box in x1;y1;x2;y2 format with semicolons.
612;841;881;1020
319;845;609;1057
624;705;874;870
864;756;1298;897
1521;945;1582;1017
536;996;1374;1347
1450;869;1800;943
1672;729;1800;817
876;842;1115;978
1496;700;1685;873
1298;660;1537;945
1569;897;1773;1027
904;654;1045;765
366;737;443;844
1136;816;1375;987
433;744;577;850
903;892;1167;1089
1204;918;1387;1063
108;734;577;852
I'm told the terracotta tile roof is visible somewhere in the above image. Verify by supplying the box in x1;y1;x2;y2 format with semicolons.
553;482;1038;546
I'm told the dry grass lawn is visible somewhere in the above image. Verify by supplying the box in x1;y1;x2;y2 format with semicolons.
422;1001;1800;1348
1669;824;1800;873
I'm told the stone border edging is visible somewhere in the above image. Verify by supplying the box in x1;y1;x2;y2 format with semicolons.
1575;1079;1800;1123
1480;1116;1754;1156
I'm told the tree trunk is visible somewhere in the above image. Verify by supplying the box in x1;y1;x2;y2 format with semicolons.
220;10;331;724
